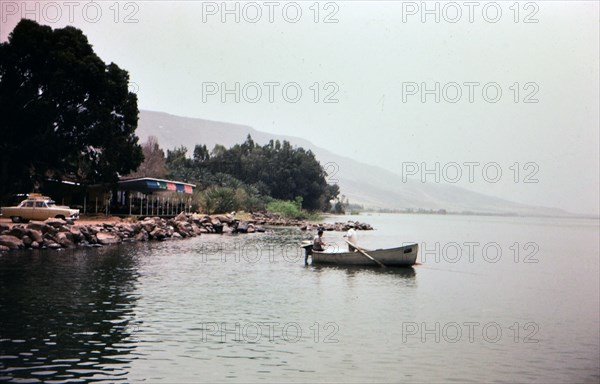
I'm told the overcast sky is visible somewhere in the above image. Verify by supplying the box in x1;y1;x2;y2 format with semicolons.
1;1;598;215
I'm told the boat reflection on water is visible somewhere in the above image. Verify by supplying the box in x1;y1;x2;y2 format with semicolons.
307;263;418;299
310;264;416;278
309;263;418;288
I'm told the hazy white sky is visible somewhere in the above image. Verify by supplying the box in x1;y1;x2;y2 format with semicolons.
1;1;598;215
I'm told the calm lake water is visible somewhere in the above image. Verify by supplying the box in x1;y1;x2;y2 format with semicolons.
1;214;598;383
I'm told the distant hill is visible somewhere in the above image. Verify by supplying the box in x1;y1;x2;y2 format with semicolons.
136;110;569;217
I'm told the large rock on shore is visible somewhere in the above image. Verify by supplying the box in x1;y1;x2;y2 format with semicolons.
140;218;157;233
134;230;148;242
116;223;138;237
28;221;57;236
149;227;167;240
210;218;224;234
56;232;75;248
21;235;33;247
174;221;193;238
8;226;28;238
69;227;85;243
0;235;24;250
213;214;232;224
27;229;43;243
96;232;121;245
236;221;249;233
174;212;188;222
26;221;46;231
44;218;67;228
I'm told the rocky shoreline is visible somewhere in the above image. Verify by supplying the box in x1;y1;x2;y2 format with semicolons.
249;211;374;231
0;212;373;252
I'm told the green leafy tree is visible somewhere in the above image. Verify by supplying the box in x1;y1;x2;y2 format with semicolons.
193;144;210;163
0;19;142;194
205;136;334;210
165;135;341;212
165;146;194;181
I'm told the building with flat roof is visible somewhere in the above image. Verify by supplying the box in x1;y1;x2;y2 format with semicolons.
41;177;197;217
112;177;197;217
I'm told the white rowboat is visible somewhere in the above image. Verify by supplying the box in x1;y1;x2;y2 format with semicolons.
305;243;419;267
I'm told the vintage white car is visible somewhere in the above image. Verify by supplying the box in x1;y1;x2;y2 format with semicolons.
0;194;79;223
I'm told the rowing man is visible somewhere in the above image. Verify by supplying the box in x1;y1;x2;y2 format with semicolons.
313;229;326;252
343;225;358;252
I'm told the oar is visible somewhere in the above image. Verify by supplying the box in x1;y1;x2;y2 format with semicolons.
344;238;386;268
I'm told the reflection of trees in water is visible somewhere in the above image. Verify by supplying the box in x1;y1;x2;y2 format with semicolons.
0;246;141;381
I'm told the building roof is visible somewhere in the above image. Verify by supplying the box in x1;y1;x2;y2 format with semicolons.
117;177;196;194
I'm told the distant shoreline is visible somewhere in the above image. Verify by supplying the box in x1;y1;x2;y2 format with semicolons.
330;210;600;220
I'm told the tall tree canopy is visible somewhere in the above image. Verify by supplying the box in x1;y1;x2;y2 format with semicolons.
166;135;339;211
0;19;142;194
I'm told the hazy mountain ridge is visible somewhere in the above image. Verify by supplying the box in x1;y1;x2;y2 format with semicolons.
137;110;569;217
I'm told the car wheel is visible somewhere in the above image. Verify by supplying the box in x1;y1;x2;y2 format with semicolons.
11;216;22;223
55;215;65;220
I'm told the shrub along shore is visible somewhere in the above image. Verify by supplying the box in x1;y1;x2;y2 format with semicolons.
0;212;373;253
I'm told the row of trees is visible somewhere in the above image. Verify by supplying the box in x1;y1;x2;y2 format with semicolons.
134;135;340;214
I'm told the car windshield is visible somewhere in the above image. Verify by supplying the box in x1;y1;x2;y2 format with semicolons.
47;201;56;207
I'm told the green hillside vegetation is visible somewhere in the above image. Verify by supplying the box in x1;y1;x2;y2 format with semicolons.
138;135;340;215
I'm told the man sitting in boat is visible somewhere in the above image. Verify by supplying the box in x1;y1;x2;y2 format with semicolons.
313;230;326;251
343;225;358;252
